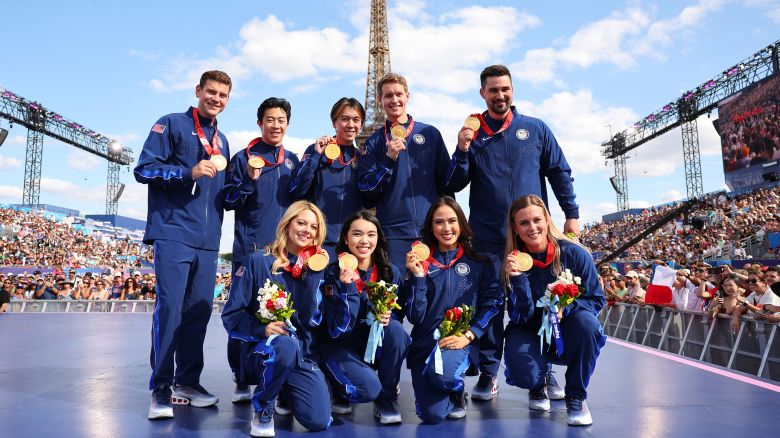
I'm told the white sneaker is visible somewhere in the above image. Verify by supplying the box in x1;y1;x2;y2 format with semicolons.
148;386;173;420
528;386;550;412
171;384;218;407
566;397;593;426
250;407;275;437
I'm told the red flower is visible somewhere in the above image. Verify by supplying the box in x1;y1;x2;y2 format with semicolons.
265;300;275;311
445;309;454;321
277;291;286;298
565;284;579;296
551;284;567;297
453;307;463;320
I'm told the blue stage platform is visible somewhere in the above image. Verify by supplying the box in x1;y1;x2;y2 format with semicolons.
2;313;778;437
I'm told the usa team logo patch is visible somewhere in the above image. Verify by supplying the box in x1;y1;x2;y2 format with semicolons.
515;129;529;140
151;124;166;134
455;263;470;276
285;158;294;169
413;134;425;144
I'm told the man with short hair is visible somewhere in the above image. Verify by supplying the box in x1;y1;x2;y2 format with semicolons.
356;73;452;276
731;271;780;332
134;70;232;420
624;271;646;304
225;97;300;272
446;64;579;406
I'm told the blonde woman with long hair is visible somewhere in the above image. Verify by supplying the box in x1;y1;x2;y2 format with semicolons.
502;195;605;427
222;200;332;437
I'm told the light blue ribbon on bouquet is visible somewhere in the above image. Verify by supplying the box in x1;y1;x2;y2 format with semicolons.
536;295;563;356
424;328;444;375
363;313;384;364
266;319;298;346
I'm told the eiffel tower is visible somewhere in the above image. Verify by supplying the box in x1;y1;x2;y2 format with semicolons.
356;0;391;148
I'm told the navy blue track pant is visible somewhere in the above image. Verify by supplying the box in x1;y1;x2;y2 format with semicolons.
410;347;470;424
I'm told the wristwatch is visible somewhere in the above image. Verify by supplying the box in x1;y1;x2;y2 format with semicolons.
464;330;475;343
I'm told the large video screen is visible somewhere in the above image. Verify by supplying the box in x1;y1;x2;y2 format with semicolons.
717;73;780;190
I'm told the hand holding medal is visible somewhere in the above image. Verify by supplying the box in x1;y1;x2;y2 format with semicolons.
385;121;411;161
506;249;532;276
457;115;481;152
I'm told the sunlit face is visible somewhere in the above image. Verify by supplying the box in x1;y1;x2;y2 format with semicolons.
722;280;739;296
287;209;318;254
512;204;548;251
345;219;377;262
380;82;409;122
259;107;288;146
765;270;780;284
333;107;363;145
480;75;513;118
195;80;230;119
748;275;766;292
431;206;460;251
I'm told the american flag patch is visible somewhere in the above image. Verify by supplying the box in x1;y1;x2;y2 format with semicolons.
151;124;166;134
235;266;245;277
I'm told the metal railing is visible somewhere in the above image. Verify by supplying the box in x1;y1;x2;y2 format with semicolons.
599;303;780;382
6;300;227;314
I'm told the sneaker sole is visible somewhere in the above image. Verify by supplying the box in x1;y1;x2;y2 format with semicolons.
232;395;252;403
568;418;593;426
470;391;497;401
529;402;551;412
171;395;218;408
275;406;292;416
374;410;402;424
332;406;353;415
447;411;467;420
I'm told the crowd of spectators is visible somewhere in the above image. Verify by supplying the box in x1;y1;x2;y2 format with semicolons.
0;207;153;271
597;260;780;329
581;185;780;264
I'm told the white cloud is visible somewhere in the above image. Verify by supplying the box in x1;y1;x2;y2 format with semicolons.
40;178;106;204
6;135;25;145
512;1;726;86
769;7;780;22
67;153;100;171
0;185;23;201
0;156;21;169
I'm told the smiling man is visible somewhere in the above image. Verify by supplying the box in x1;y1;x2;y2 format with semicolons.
446;64;580;403
356;73;452;276
134;70;232;420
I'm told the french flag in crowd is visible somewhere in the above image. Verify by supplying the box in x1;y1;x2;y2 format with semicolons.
645;264;676;305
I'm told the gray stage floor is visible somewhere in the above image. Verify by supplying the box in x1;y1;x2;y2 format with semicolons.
2;313;779;437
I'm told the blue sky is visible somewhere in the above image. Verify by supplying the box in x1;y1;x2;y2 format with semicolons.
1;0;779;252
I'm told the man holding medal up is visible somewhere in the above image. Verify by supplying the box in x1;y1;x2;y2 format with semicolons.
134;70;232;420
224;97;300;403
356;73;452;274
446;65;579;403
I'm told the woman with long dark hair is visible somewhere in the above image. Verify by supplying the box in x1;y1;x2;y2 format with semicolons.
222;200;332;437
502;194;605;427
320;210;409;424
402;196;502;424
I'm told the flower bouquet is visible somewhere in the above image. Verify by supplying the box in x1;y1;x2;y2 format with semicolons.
427;304;473;374
536;269;582;357
363;280;402;364
256;279;297;341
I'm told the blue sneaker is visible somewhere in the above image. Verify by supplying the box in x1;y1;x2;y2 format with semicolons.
148;385;173;420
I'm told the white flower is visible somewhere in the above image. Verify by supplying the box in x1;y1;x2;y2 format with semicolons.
378;280;386;288
574;276;581;285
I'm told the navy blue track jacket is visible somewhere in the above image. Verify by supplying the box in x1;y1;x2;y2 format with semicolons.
289;144;364;245
357;118;452;239
134;107;229;250
402;248;503;367
446;107;578;245
224;140;300;261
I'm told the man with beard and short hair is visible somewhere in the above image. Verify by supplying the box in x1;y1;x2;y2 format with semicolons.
446;64;579;403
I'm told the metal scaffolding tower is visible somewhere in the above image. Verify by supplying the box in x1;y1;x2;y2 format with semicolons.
0;87;133;213
357;0;391;148
601;40;779;208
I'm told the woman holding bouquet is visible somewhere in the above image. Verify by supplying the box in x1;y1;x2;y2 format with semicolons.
222;200;331;437
403;196;502;424
320;210;409;424
502;194;605;426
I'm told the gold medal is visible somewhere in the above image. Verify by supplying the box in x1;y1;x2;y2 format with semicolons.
324;142;341;160
464;116;481;132
210;154;227;171
412;242;430;261
247;156;265;169
338;253;359;271
515;252;533;272
307;252;329;272
391;124;407;140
